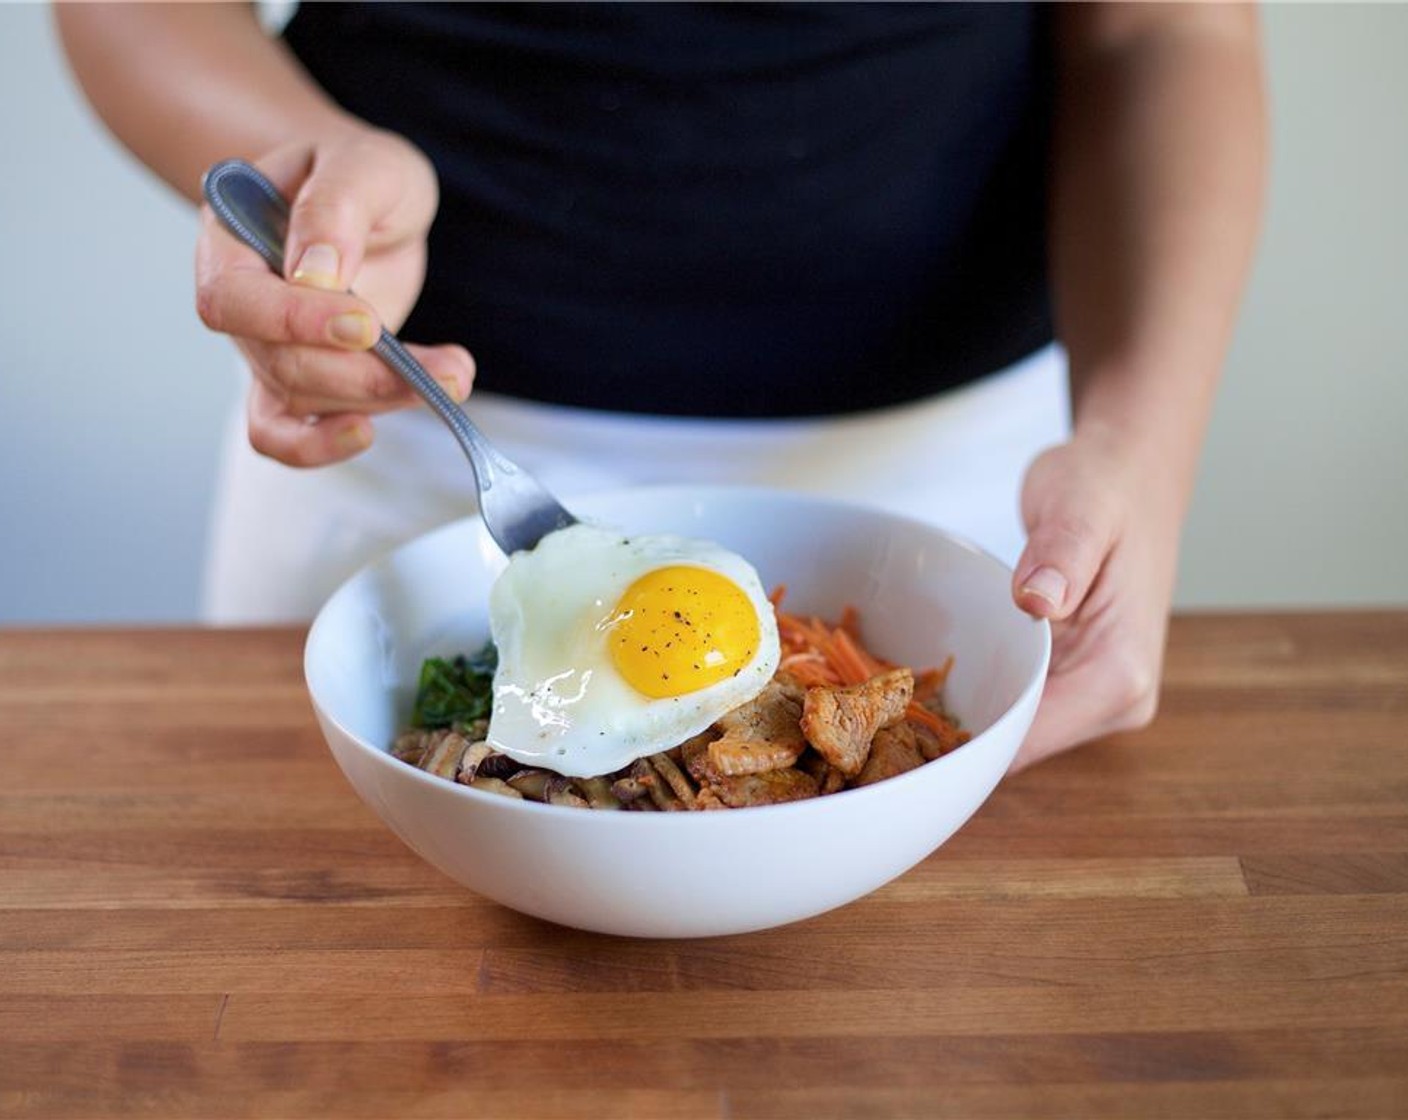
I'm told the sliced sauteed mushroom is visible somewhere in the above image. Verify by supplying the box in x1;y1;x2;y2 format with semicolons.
476;751;523;780
391;727;438;767
421;731;474;781
609;773;654;806
454;740;496;784
543;775;590;809
575;776;622;810
468;775;522;798
505;768;551;800
648;751;698;809
622;757;684;811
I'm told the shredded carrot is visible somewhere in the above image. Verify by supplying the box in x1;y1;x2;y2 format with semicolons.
904;701;951;736
833;626;885;681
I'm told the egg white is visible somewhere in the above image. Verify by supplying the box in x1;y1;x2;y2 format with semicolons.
486;523;780;777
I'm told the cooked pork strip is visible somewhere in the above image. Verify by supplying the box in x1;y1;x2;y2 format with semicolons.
800;668;914;777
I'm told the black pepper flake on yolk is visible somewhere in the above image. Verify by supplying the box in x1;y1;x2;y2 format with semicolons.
607;565;761;699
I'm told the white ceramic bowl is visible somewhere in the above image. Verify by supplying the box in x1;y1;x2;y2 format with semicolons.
305;486;1049;938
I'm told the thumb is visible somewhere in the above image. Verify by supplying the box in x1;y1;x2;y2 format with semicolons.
281;150;379;293
1011;499;1114;622
273;137;431;295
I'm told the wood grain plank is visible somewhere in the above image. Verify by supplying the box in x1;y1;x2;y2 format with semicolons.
727;1079;1408;1120
1009;719;1408;786
0;907;530;952
868;856;1249;900
11;927;1405;997
0;792;376;832
1241;853;1408;895
4;757;340;796
7;1030;1408;1094
11;1081;1406;1120
0;828;414;871
1161;612;1408;683
0;628;306;687
0;854;1248;913
212;981;1408;1042
944;811;1408;859
4;895;1404;994
0;698;316;736
470;894;1408;994
0;1089;723;1120
0;996;222;1043
0;865;468;910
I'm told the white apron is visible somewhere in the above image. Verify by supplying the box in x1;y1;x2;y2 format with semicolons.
202;345;1070;623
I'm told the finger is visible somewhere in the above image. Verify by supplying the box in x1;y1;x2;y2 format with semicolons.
281;139;430;292
1011;502;1115;622
246;381;374;468
195;244;382;351
244;340;475;416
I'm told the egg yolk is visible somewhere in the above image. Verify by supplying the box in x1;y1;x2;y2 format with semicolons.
605;565;761;699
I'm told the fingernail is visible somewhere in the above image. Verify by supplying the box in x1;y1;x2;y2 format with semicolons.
1020;566;1067;609
292;243;342;290
328;312;375;348
335;422;372;455
435;373;468;402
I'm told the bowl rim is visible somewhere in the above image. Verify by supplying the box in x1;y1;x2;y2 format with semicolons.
305;483;1052;825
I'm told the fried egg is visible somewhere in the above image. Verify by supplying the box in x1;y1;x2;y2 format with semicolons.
486;523;780;777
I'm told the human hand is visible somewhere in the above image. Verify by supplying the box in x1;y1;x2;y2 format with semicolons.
195;129;475;466
1007;433;1184;770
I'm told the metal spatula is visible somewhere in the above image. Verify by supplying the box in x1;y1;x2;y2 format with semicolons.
202;158;577;556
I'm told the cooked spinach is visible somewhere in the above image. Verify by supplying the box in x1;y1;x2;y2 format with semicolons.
411;642;498;729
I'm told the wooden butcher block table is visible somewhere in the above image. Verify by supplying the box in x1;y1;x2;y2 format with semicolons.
2;612;1406;1119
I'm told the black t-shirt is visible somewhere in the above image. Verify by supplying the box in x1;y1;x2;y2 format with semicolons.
283;2;1053;418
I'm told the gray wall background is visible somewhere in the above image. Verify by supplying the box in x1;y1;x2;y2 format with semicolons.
2;2;1404;624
